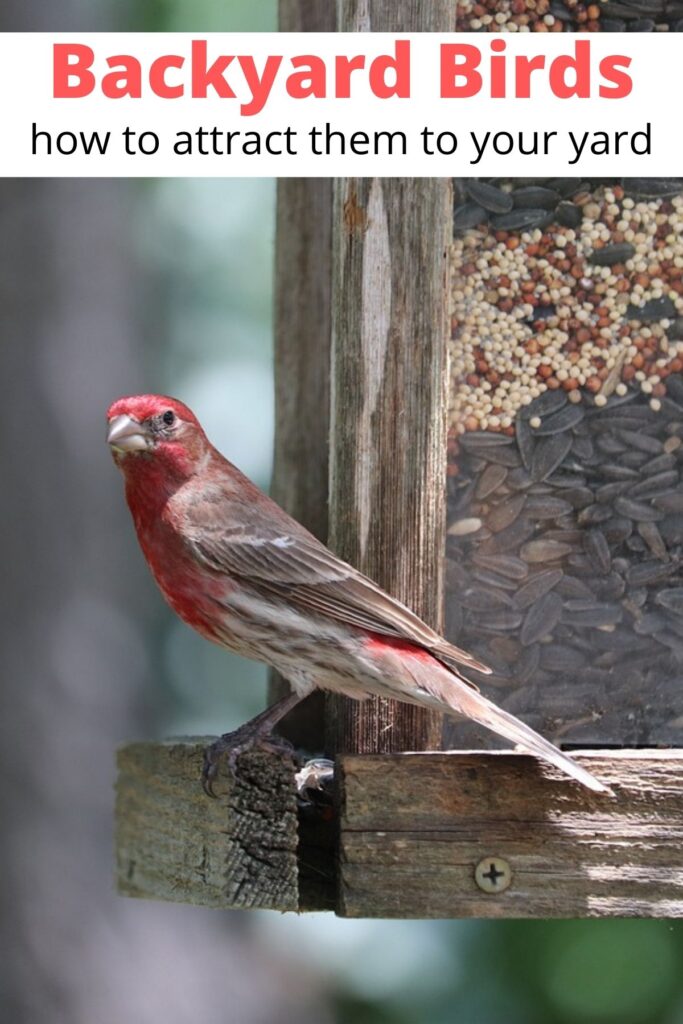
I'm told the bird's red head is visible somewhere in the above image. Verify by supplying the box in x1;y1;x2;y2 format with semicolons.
106;394;210;481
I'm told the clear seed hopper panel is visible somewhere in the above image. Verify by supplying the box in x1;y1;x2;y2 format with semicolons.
446;178;683;748
455;0;683;32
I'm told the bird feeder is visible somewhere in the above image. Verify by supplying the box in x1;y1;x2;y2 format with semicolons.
115;0;683;920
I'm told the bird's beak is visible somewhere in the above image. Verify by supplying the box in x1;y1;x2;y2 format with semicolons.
107;414;151;453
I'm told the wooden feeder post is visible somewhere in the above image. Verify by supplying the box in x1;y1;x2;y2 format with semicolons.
115;0;683;919
269;2;335;746
325;172;451;754
325;2;455;755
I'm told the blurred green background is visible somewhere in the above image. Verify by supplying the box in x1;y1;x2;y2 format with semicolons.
1;1;682;1023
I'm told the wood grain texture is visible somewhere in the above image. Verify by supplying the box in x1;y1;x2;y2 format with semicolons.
274;0;334;542
279;0;337;31
327;175;452;754
331;0;456;764
270;2;336;744
271;182;332;542
116;744;683;918
274;0;334;541
270;174;333;748
116;741;300;911
339;0;455;31
338;750;683;918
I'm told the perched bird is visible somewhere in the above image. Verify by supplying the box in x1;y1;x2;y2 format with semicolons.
107;394;610;795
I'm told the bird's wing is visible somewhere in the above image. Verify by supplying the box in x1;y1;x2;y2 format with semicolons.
187;516;490;676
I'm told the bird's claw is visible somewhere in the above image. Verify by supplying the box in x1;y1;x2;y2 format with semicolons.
201;741;235;798
201;728;297;798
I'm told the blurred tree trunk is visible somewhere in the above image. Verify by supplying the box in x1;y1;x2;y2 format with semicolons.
0;8;330;1024
0;172;331;1024
0;175;155;1023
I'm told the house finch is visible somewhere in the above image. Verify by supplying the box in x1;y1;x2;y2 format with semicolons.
107;394;609;795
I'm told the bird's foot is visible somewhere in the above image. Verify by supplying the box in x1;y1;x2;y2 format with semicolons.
202;726;296;798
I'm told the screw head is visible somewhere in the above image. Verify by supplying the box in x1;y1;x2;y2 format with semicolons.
475;856;512;894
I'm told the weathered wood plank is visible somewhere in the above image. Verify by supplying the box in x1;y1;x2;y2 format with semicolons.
325;4;455;759
339;0;455;31
279;0;337;32
116;741;300;911
117;744;683;918
272;181;332;544
327;173;452;755
269;0;336;747
325;3;454;760
273;0;334;545
270;172;333;748
338;751;683;918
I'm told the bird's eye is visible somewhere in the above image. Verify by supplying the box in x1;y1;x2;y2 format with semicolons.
162;410;175;427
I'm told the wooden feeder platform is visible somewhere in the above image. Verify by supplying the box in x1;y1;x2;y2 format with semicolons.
116;743;683;918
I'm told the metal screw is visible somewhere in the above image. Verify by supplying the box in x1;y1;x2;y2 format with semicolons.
475;856;512;894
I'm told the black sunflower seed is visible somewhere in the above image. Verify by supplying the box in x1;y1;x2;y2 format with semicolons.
624;178;683;199
460;431;515;450
454;202;488;231
480;445;522;468
626;297;677;322
512;569;563;610
533;405;585;436
520;538;573;562
460;586;512;611
584;529;612;574
490;209;553;232
531;433;573;483
522;390;568;420
654;491;683;513
626;561;679;587
555;201;582;228
475;463;508;500
614;496;664;522
512;186;561;210
477;609;524;633
487;493;527;533
520;592;563;646
637;521;668;561
588;243;635;267
472;553;529;580
601;517;633;544
465;180;513;213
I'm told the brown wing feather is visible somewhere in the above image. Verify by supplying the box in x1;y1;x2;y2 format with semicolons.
181;476;491;676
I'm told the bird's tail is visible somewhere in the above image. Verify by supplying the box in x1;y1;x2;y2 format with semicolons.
402;653;612;795
447;682;612;794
